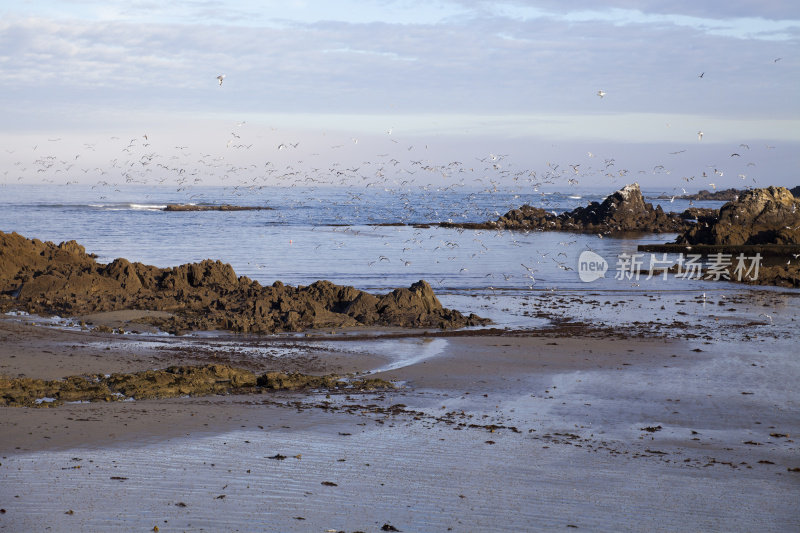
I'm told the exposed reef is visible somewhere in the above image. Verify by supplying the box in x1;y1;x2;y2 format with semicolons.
0;364;394;407
676;186;800;246
646;186;800;287
442;183;704;234
0;231;487;334
162;204;272;212
655;188;744;202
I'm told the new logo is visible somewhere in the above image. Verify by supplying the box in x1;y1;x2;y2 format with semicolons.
577;250;608;282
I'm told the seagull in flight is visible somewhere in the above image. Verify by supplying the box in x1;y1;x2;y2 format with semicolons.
697;130;703;141
217;74;226;86
597;90;606;98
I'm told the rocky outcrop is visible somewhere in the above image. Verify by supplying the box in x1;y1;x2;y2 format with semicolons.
559;183;688;232
163;204;272;211
656;188;743;202
677;186;800;245
666;186;800;287
0;231;487;334
0;364;394;407
444;183;701;234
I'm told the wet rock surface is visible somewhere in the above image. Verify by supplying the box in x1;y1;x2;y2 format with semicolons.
0;364;394;407
0;231;487;333
442;183;702;234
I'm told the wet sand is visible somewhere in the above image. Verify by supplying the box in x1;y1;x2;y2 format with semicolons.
1;307;799;531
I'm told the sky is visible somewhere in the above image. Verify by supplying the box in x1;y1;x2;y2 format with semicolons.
1;0;799;192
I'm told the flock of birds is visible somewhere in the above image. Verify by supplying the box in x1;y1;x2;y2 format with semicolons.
0;70;775;202
1;98;767;201
0;69;783;288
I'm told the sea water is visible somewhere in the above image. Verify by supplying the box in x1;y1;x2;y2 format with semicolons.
1;183;797;330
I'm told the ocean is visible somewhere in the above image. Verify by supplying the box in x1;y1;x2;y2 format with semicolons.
1;183;796;329
3;188;800;533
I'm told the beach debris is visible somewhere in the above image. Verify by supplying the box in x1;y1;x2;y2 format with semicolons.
321;481;338;486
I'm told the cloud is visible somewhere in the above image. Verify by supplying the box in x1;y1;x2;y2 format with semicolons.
455;0;800;23
0;2;797;146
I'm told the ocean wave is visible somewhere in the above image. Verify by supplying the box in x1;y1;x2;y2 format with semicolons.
86;203;167;211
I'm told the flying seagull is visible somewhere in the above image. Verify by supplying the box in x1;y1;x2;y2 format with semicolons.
697;130;703;141
597;90;606;98
217;74;226;86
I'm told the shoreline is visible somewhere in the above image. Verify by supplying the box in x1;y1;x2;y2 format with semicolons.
1;295;799;531
1;313;798;531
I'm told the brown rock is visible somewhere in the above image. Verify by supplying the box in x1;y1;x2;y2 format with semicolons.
678;186;800;245
0;231;488;333
0;365;394;407
443;183;698;234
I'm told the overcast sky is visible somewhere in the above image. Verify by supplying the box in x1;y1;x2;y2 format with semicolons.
1;1;798;191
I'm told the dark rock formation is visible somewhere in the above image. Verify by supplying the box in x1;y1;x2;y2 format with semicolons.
680;207;719;224
656;188;743;201
163;204;272;211
677;186;800;245
0;231;487;334
668;186;800;287
443;183;702;234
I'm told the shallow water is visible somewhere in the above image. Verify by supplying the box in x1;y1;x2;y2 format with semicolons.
3;342;798;533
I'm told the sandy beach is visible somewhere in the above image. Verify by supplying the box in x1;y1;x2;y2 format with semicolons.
4;0;800;529
2;302;798;532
